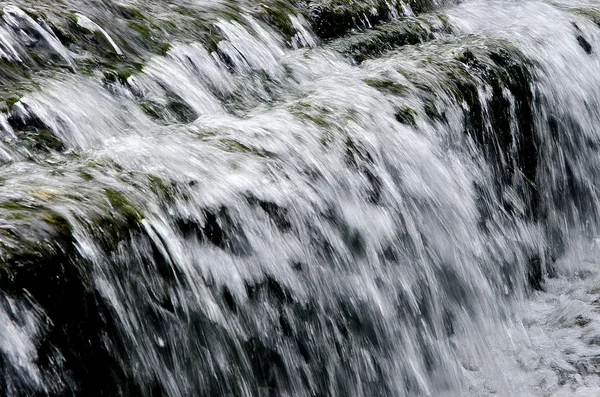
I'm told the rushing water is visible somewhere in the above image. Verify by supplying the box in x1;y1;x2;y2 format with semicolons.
0;0;599;395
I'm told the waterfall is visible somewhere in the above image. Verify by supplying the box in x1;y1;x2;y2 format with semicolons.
0;0;599;395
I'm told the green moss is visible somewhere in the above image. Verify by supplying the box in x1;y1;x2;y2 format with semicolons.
218;139;256;154
19;129;65;152
140;95;197;124
364;79;408;95
159;42;172;55
0;199;76;284
394;106;418;126
167;100;197;123
43;213;73;236
79;170;94;181
290;103;333;125
148;175;179;201
126;21;173;57
117;6;146;21
6;96;21;109
23;9;49;22
0;200;36;212
103;69;133;85
435;14;450;27
128;21;151;37
0;263;13;281
174;6;196;17
140;102;163;120
255;0;298;39
104;189;143;221
567;7;600;26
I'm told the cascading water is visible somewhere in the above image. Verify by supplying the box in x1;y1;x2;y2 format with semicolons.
0;0;599;395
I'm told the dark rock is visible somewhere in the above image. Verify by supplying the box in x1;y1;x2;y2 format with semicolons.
306;0;438;39
328;15;449;62
577;34;592;54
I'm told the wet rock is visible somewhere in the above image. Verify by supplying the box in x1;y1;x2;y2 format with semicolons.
329;14;450;62
3;5;75;70
0;175;158;396
359;39;545;289
0;200;116;396
75;14;122;54
527;255;544;291
0;202;73;284
576;34;592;54
245;194;292;231
572;22;593;54
175;206;251;256
304;0;438;39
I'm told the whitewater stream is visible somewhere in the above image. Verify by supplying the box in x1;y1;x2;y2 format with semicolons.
0;0;599;395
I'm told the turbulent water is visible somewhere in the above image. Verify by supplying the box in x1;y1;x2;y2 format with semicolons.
0;0;599;395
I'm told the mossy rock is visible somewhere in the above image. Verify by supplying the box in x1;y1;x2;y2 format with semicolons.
300;0;440;39
374;38;544;287
140;96;198;125
304;0;437;39
289;102;334;128
394;105;418;126
0;201;74;284
328;14;450;62
0;3;217;100
364;78;409;95
0;193;144;395
376;39;536;196
0;158;167;394
565;6;600;27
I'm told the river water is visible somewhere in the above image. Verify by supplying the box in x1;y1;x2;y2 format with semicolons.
0;0;599;395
